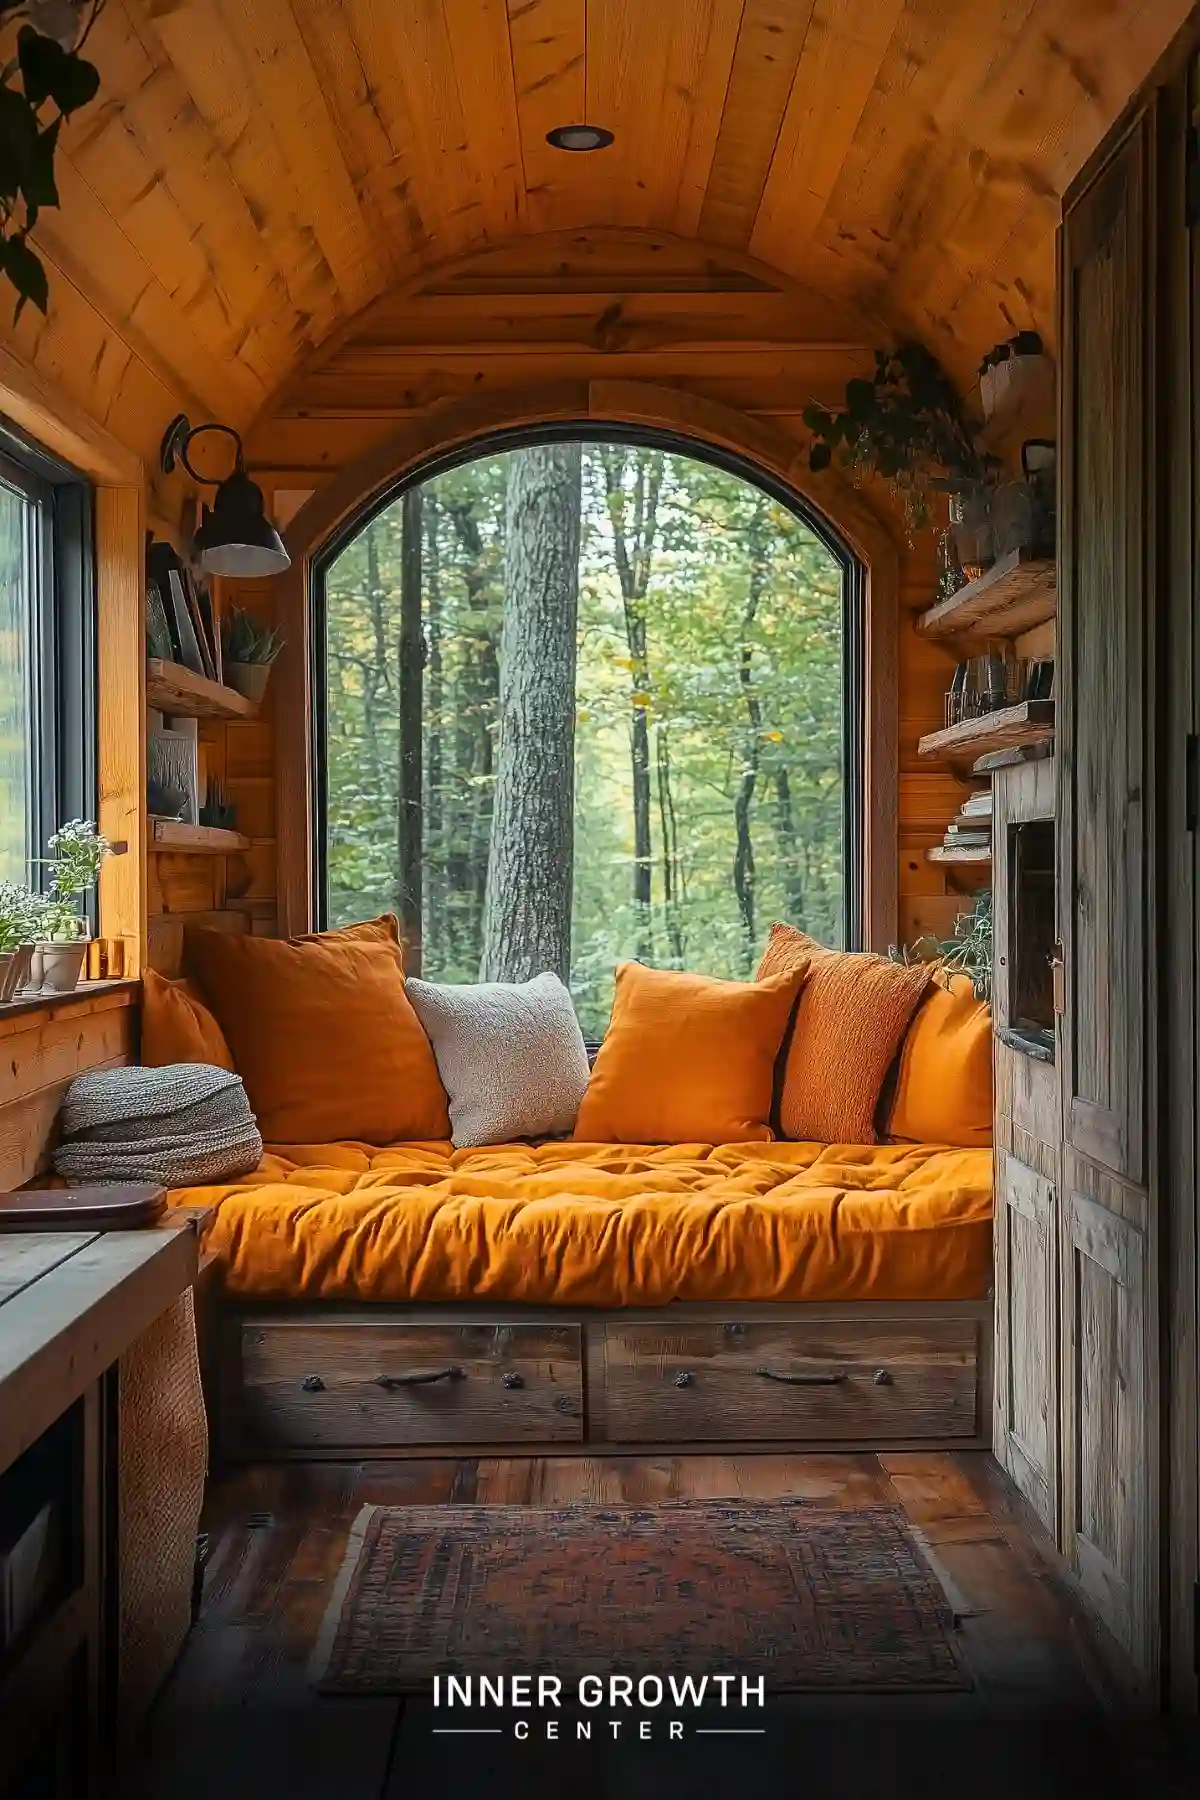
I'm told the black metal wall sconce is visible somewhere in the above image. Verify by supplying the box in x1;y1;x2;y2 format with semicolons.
159;413;291;579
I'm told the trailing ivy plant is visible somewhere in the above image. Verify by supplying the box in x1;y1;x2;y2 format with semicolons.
804;342;994;533
0;1;103;319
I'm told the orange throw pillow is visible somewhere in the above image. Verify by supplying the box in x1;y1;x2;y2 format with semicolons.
574;961;807;1145
294;914;404;965
185;930;449;1145
140;968;235;1071
757;923;932;1144
888;973;993;1148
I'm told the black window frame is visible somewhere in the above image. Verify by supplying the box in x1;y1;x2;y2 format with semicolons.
0;420;96;910
310;421;865;953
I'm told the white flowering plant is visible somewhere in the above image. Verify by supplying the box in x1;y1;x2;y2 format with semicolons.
44;817;110;898
0;879;39;952
28;819;111;940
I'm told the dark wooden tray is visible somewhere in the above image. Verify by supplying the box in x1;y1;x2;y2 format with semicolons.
0;1184;168;1230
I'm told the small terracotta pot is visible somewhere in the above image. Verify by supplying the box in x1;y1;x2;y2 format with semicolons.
34;939;88;995
226;661;273;705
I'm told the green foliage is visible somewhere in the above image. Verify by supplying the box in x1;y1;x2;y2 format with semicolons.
29;889;84;940
0;6;103;319
223;604;284;665
323;446;847;1038
890;888;993;1002
44;815;108;897
0;875;37;948
804;343;993;532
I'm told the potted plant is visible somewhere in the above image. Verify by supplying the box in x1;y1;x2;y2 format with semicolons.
804;343;997;538
30;819;111;993
0;879;38;1002
889;889;993;1002
222;606;284;704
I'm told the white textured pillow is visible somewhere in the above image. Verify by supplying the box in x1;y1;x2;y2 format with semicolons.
405;972;590;1148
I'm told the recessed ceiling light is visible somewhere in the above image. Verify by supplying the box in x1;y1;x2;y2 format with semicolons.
546;123;614;152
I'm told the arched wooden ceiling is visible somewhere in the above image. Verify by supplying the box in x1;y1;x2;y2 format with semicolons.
5;0;1190;461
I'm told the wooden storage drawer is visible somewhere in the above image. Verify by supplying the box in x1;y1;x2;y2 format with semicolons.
597;1319;979;1444
233;1319;584;1451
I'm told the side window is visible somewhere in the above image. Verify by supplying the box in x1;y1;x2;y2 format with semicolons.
0;437;94;893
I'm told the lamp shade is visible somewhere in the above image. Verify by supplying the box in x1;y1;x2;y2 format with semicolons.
193;470;291;578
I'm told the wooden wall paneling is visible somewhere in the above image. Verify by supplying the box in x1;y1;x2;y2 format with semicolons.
0;992;136;1189
147;908;248;978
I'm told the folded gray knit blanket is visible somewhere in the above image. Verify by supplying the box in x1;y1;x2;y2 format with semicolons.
54;1063;263;1187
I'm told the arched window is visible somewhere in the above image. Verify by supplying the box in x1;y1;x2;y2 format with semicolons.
315;430;862;1039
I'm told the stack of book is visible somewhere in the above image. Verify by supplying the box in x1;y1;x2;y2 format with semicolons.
939;787;992;854
145;540;223;684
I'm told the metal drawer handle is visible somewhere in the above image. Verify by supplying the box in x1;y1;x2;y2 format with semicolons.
502;1371;525;1390
373;1366;466;1389
300;1374;324;1392
753;1367;846;1386
674;1370;695;1388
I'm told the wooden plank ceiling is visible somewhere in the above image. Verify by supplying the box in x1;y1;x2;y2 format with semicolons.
6;0;1190;458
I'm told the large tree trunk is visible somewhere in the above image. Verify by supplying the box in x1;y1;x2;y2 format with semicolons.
480;443;582;983
397;487;424;971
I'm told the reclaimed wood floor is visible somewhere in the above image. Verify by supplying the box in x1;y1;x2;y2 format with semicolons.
125;1452;1184;1800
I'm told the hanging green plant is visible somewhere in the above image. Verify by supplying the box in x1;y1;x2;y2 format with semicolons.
803;342;995;533
0;1;103;319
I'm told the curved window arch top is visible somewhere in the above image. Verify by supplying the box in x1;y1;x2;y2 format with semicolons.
314;426;863;1039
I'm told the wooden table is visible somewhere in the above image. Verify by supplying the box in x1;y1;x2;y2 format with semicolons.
0;1214;209;1798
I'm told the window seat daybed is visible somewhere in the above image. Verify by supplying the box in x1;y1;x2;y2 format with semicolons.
174;1137;993;1461
137;916;996;1458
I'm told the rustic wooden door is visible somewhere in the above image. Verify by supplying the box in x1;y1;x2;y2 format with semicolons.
1058;103;1158;1680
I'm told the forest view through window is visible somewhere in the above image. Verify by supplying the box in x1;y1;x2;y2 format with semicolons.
321;438;854;1039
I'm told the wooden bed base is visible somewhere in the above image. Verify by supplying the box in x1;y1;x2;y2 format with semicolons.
211;1296;993;1461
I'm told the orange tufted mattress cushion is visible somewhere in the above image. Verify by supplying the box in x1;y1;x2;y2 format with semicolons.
172;1139;992;1308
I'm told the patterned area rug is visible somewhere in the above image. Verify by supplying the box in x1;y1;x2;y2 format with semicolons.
312;1500;971;1694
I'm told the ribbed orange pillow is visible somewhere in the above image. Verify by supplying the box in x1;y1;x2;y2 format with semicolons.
757;923;932;1144
140;968;235;1071
574;961;807;1145
185;929;449;1145
888;973;993;1148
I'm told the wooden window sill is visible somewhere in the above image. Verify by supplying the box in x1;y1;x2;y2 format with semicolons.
0;978;140;1035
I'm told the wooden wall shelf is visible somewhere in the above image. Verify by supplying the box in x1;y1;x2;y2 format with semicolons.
917;550;1056;642
927;844;991;865
150;820;251;855
918;700;1055;762
147;660;258;722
